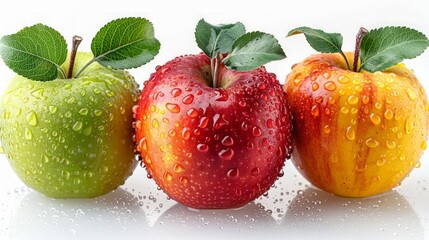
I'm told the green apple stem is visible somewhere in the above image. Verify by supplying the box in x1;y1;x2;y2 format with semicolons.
67;35;83;78
353;27;368;72
211;52;222;88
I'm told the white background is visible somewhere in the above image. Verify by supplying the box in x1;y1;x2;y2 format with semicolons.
0;0;429;239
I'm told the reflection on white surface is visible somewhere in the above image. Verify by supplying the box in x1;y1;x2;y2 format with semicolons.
1;160;428;240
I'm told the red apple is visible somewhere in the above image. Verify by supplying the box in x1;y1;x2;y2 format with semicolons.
134;53;292;208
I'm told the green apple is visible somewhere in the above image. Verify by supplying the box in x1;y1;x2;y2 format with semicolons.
0;52;139;198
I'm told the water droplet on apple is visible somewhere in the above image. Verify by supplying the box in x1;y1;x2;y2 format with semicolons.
182;94;194;104
384;109;393;120
61;170;71;179
377;158;387;166
227;168;239;179
365;138;379;148
386;140;396;149
164;172;173;181
338;75;349;84
214;89;228;101
324;81;336;91
323;72;331;79
341;107;349;114
168;129;176;137
180;176;188;185
166;103;180;113
257;83;266;90
345;126;355;140
79;108;89;116
348;95;359;105
251;167;260;176
370;113;381;125
138;138;148;152
262;138;270;146
72;121;83;131
278;169;284;177
406;88;417;100
197;143;209;153
198;117;209;128
241;122;248;131
218;148;234;160
252;126;262;137
26;111;38;126
213;114;229;129
312;83;319;91
405;117;413;134
171;88;182;97
182;127;191;140
152;118;159;128
173;163;183;173
355;164;368;172
266;119;274;128
239;101;247;107
421;141;427;150
311;105;319;117
221;136;234;146
323;125;331;134
94;110;102;116
24;128;32;140
186;108;198;118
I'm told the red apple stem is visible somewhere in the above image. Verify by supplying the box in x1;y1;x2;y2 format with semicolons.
353;27;368;72
67;35;83;78
211;52;222;88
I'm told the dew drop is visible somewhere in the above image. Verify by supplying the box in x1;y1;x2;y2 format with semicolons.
312;83;319;91
197;143;209;153
355;164;368;172
79;108;89;116
152;118;159;128
262;138;270;146
386;140;396;149
377;158;387;166
138;138;148;152
311;105;319;117
405;117;413;134
323;72;331;79
421;141;427;150
198;116;209;128
251;167;261;176
252;126;262;137
366;138;379;148
24;128;33;140
166;103;180;113
241;122;248;131
219;148;234;160
340;107;349;114
239;101;247;107
94;110;102;116
72;121;83;131
26;111;38;126
180;177;188;185
345;126;355;140
221;136;234;146
214;89;228;101
186;108;199;118
164;172;173;181
324;81;336;91
213;114;229;129
171;88;182;97
227;168;239;179
370;113;381;125
267;119;274;128
48;106;57;114
323;125;331;134
257;82;266;90
168;129;176;137
173;164;183;173
182;94;194;104
406;88;417;100
338;75;349;84
384;109;393;120
347;95;359;105
182;127;191;140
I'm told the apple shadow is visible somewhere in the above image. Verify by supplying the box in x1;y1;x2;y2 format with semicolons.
282;187;424;239
8;187;149;240
149;202;282;239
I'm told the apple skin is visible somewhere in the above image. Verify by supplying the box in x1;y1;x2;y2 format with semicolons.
284;52;429;197
135;53;292;209
0;52;139;198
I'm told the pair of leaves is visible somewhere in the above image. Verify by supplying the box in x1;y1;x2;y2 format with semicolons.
288;26;429;72
0;17;160;81
195;19;286;71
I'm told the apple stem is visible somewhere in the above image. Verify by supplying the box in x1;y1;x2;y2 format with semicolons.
67;35;83;78
353;27;368;72
211;52;222;88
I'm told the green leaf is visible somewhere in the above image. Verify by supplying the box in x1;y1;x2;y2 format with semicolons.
91;17;160;69
0;24;67;81
360;26;429;72
287;27;343;53
223;31;286;71
195;18;246;58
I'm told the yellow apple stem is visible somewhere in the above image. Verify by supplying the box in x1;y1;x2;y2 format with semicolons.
353;27;368;72
67;35;83;78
